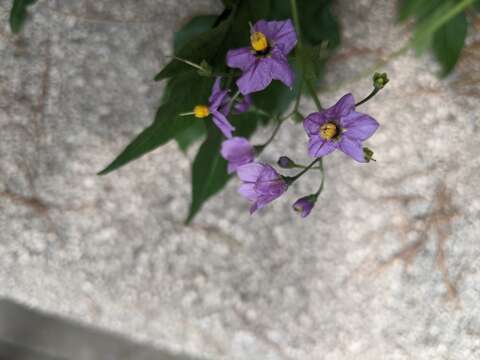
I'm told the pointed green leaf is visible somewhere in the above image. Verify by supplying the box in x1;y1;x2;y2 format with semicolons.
98;103;194;175
432;11;467;76
175;121;206;152
10;0;38;33
186;128;229;224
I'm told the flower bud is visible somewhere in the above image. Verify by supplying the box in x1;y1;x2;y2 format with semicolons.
277;156;295;169
292;195;316;218
363;147;376;162
373;72;389;90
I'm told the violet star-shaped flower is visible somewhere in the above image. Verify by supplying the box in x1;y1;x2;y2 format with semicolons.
205;78;252;138
207;77;236;138
220;137;255;174
303;93;379;162
226;19;297;95
237;162;288;214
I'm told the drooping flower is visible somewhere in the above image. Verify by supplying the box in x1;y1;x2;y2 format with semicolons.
237;162;288;214
226;19;297;95
192;78;253;138
205;77;236;138
292;195;316;218
303;93;379;162
221;137;255;174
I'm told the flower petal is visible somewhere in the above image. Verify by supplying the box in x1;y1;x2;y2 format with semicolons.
236;59;273;95
254;19;297;54
308;136;337;158
332;93;355;117
339;136;365;162
341;112;379;141
237;162;264;182
303;112;329;136
210;89;230;110
221;137;252;159
226;47;256;71
211;110;235;138
209;77;222;102
234;94;252;114
238;183;257;201
269;49;294;88
220;137;254;173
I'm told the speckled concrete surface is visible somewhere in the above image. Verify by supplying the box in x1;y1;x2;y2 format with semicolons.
1;0;480;359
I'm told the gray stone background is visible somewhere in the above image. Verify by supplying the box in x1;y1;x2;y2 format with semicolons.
1;0;480;359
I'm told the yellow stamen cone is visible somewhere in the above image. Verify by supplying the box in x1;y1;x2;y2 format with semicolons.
250;31;268;52
194;105;210;118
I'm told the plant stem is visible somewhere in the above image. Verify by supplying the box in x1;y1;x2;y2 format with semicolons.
355;88;380;107
255;117;283;153
314;159;325;197
227;90;241;113
290;0;323;111
284;158;320;185
305;79;323;111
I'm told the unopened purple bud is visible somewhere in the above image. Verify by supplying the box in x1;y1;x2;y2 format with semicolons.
292;195;316;218
277;156;295;169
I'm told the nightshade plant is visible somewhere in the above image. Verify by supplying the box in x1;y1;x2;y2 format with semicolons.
96;0;389;222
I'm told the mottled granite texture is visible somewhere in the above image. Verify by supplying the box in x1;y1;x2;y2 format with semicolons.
1;0;480;359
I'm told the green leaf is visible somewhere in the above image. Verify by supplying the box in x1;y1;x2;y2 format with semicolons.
398;0;441;22
98;103;194;175
154;14;232;81
173;15;218;53
185;112;259;223
475;0;480;11
175;121;206;152
298;0;340;48
411;0;473;54
432;11;467;76
186;127;229;224
10;0;37;33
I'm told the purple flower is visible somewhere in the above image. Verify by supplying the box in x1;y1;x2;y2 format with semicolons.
207;77;236;138
303;93;379;162
226;19;297;95
292;195;316;218
237;162;288;214
220;137;255;174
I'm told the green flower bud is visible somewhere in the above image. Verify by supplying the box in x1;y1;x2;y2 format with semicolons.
363;147;376;162
373;72;389;90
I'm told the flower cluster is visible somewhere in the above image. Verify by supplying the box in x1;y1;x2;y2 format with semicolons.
183;19;384;218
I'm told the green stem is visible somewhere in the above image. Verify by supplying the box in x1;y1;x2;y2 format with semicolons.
290;0;302;48
314;159;325;197
355;88;380;107
284;158;320;185
255;117;283;153
290;0;322;111
305;79;323;111
227;90;241;113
